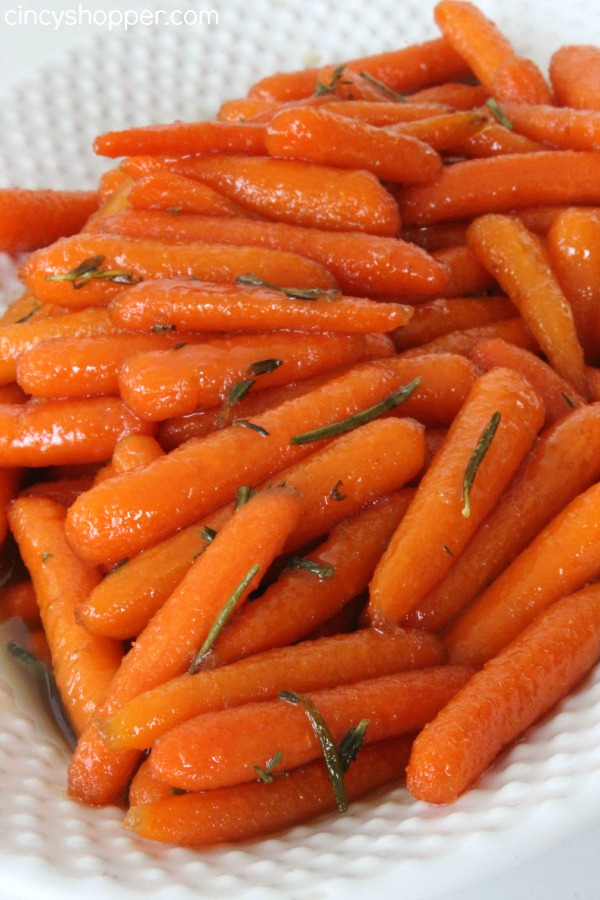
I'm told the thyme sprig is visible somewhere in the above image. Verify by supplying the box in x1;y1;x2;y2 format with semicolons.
46;255;140;289
236;273;341;301
359;71;406;101
285;556;335;580
314;63;347;96
461;411;501;518
485;98;513;130
254;751;283;784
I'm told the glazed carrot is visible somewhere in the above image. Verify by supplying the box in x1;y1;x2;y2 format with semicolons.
134;155;402;235
16;330;205;399
128;171;251;217
68;488;302;805
391;296;515;351
398;152;600;225
0;294;58;326
98;168;130;203
547;208;600;363
0;467;22;544
405;403;600;633
264;108;442;183
0;188;99;253
401;222;469;251
218;97;282;121
367;367;545;627
0;580;39;627
110;434;164;474
202;491;416;669
19;234;337;307
0;383;27;405
94;120;267;158
0;396;155;467
434;1;552;104
0;307;115;385
93;209;447;298
76;419;425;638
305;592;367;640
109;279;413;338
489;57;555;105
408;583;600;804
396;318;537;358
127;757;172;806
248;67;320;101
454;118;547;158
148;666;472;792
118;332;395;420
467;214;588;396
21;476;95;507
8;496;122;736
498;101;600;151
427;245;494;298
508;205;597;235
587;367;600;402
409;82;488;108
101;626;447;750
126;736;413;846
390;110;487;151
550;45;600;111
445;480;600;667
470;339;586;427
324;100;452;126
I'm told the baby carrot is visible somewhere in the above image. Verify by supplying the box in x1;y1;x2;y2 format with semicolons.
110;434;164;474
467;214;588;396
0;396;155;467
68;488;302;805
0;468;22;545
127;757;172;806
498;101;600;151
94;120;267;158
489;57;555;105
108;278;413;337
93;209;447;298
127;171;251;217
408;583;600;804
125;736;413;846
408;82;488;108
391;296;515;351
0;579;40;628
148;666;472;792
248;67;320;101
0;188;99;253
368;367;545;627
397;318;537;360
427;245;494;298
19;234;337;307
101;626;447;750
445;480;600;667
264;107;442;183
324;100;452;126
22;476;95;507
550;45;600;110
398;152;600;225
8;496;122;736
390;110;488;151
117;332;394;420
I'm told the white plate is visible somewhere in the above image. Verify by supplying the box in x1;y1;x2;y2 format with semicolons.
2;1;600;898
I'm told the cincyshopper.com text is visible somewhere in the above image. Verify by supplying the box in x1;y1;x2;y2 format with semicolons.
4;5;219;30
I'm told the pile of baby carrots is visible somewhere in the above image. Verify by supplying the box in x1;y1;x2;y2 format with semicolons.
3;0;600;847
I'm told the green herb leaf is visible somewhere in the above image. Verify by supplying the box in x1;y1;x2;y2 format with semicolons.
285;556;335;580
232;419;270;437
290;377;422;445
236;273;341;302
198;525;218;545
108;557;128;573
189;563;261;672
442;544;455;558
6;642;77;749
462;411;501;519
46;255;140;289
254;750;283;784
172;342;187;351
151;323;176;334
15;299;41;323
278;690;348;812
486;98;513;130
41;552;54;564
330;479;347;501
247;358;283;377
314;63;347;96
338;719;369;772
359;71;406;101
227;378;255;408
235;485;257;510
561;391;576;409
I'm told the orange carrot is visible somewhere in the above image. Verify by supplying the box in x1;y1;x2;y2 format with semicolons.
264;107;442;183
127;171;252;217
0;579;40;628
0;396;155;467
467;214;588;396
0;188;99;253
489;57;555;105
91;209;447;298
94;120;267;158
396;318;537;359
109;279;413;338
148;666;472;792
498;101;600;151
409;82;489;108
392;296;515;351
21;476;95;508
8;496;122;736
248;67;320;101
445;480;600;667
101;626;447;750
469;338;586;427
98;168;130;203
117;332;395;420
110;434;164;474
127;757;172;806
408;583;600;804
125;736;413;846
367;367;545;627
427;245;495;298
0;467;23;544
68;488;302;805
217;97;282;121
19;234;337;307
406;403;600;632
454;116;547;158
550;45;600;111
398;152;600;225
401;222;469;251
324;100;452;126
390;110;488;151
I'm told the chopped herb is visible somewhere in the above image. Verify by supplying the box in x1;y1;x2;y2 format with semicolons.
442;544;455;558
290;377;422;445
247;358;283;377
285;556;335;580
314;63;347;96
15;299;41;323
462;411;501;519
486;98;513;130
278;690;348;811
236;273;341;301
330;479;347;501
108;557;129;573
199;525;218;545
151;323;176;333
254;751;283;784
235;485;257;509
232;419;270;436
167;206;183;214
41;552;54;564
170;786;187;795
46;255;140;289
561;391;576;409
359;71;406;101
6;642;77;749
189;563;261;672
226;378;255;408
172;342;187;351
338;719;369;772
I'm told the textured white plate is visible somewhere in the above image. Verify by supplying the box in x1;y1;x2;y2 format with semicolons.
2;1;600;898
